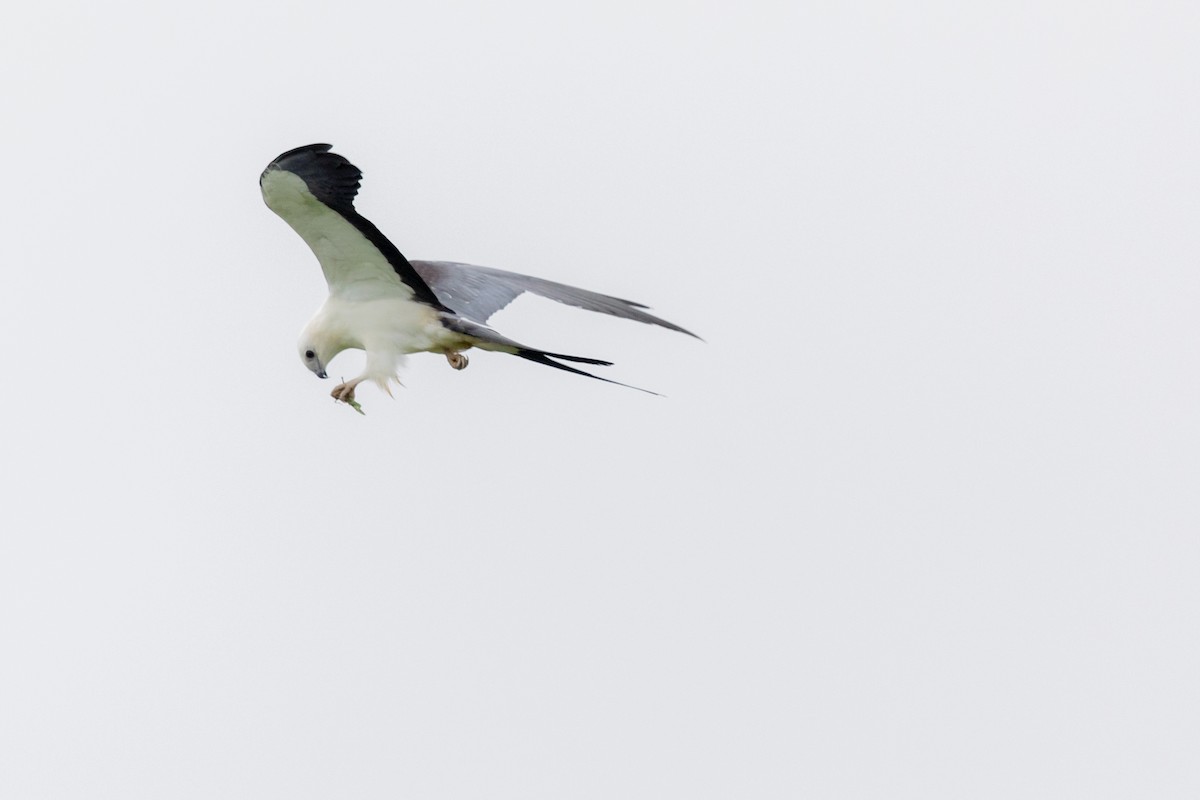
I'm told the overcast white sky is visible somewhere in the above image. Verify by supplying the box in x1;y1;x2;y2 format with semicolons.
2;1;1198;798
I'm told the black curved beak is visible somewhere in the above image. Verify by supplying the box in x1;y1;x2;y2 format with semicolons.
316;369;328;379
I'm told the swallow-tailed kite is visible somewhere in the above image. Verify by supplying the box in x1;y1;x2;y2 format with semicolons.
260;144;696;411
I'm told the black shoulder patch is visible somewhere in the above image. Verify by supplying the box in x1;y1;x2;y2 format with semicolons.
263;143;362;212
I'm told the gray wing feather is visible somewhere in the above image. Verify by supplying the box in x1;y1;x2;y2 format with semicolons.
411;261;699;338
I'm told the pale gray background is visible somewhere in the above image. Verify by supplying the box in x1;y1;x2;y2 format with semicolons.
2;1;1197;798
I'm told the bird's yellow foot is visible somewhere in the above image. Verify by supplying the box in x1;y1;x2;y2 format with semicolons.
331;381;365;414
446;352;469;370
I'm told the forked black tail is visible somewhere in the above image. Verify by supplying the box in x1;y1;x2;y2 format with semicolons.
515;349;661;396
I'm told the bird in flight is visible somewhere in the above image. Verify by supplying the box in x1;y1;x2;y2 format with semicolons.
260;144;697;411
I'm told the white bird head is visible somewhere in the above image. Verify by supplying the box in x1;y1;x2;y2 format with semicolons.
296;303;361;382
297;338;328;379
297;315;347;380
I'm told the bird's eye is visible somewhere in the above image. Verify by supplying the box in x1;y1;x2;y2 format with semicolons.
305;350;315;359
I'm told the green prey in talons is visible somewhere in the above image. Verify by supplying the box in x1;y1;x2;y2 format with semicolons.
331;379;366;415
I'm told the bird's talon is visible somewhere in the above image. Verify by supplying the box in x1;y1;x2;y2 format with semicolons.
446;352;469;370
